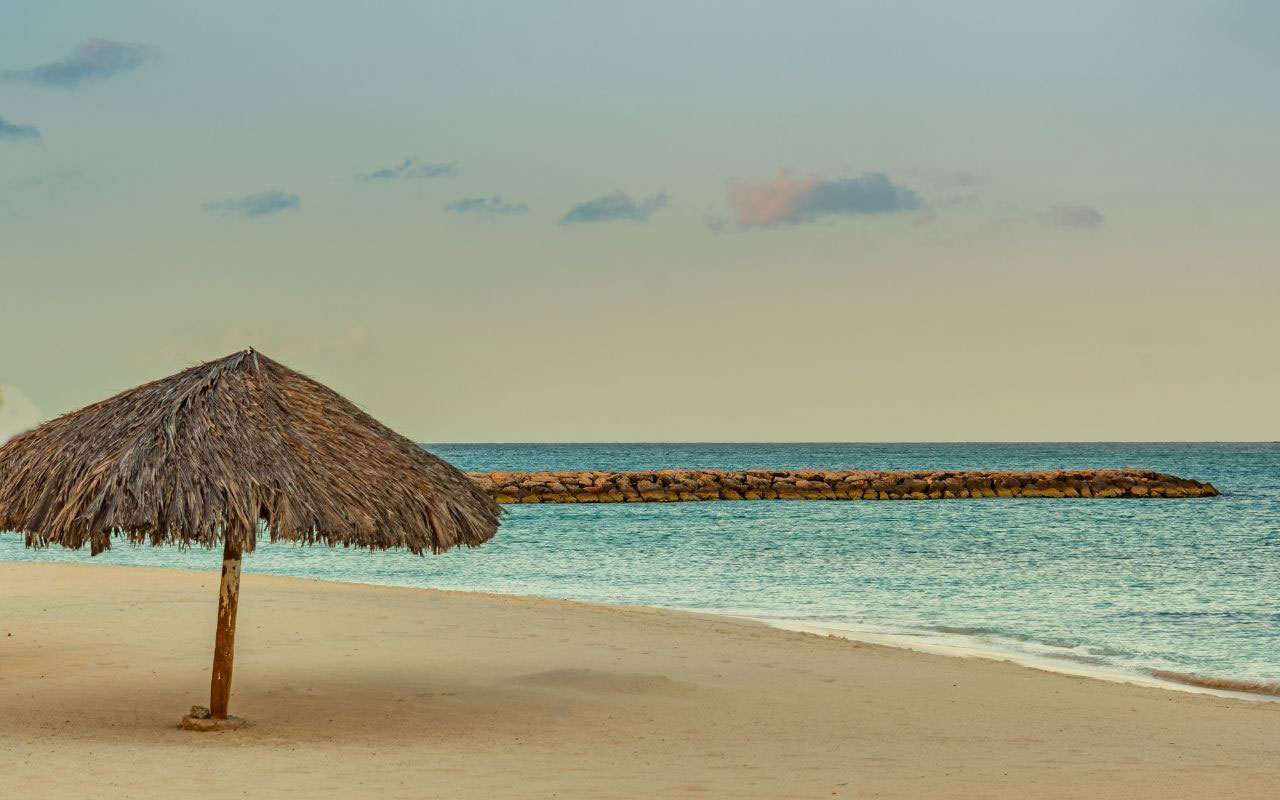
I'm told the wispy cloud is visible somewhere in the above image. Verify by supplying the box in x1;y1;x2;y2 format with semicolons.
561;190;668;225
726;170;921;228
0;170;81;220
446;195;529;216
202;191;300;218
0;117;40;141
2;169;80;192
1040;204;1104;230
980;204;1106;236
359;157;459;182
3;38;158;89
0;384;42;444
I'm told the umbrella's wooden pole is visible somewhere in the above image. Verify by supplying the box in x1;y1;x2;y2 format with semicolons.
209;536;243;719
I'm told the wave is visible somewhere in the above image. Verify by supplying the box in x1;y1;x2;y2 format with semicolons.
754;616;1280;702
923;625;1140;660
1149;670;1280;697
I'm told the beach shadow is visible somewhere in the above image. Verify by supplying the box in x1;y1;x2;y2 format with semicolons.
509;667;695;696
2;664;584;747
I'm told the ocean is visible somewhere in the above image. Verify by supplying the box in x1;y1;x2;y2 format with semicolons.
3;443;1277;690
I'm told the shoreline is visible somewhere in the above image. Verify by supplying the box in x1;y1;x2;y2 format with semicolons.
3;556;1273;703
4;560;1279;799
752;617;1280;703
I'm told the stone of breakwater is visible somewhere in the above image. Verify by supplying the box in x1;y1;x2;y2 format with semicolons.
466;469;1219;504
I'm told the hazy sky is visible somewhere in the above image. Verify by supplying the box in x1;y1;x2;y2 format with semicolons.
2;1;1277;442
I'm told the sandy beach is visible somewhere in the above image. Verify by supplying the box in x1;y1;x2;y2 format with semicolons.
3;562;1278;799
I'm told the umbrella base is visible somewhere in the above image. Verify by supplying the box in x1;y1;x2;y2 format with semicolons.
180;706;247;731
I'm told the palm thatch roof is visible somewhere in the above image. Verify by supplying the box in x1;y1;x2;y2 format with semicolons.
0;350;501;555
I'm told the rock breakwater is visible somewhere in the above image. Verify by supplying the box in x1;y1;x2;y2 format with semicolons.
468;469;1218;504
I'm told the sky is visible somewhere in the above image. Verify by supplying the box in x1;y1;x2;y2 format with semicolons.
1;0;1277;442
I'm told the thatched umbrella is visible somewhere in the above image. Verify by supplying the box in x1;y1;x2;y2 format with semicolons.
0;349;501;729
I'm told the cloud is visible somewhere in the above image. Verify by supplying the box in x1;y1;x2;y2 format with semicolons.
3;38;158;89
0;384;42;444
446;195;529;216
981;204;1105;236
560;190;668;224
1040;204;1104;229
726;170;921;228
0;170;80;221
0;117;40;141
360;158;458;182
6;169;81;191
202;191;300;218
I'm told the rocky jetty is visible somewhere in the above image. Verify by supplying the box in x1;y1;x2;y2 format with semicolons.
468;469;1219;504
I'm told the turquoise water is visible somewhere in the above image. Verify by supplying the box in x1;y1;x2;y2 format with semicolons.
3;443;1278;687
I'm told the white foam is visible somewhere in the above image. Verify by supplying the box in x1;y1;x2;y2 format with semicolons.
747;617;1280;703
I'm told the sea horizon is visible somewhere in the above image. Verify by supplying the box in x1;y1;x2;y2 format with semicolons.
426;440;1279;445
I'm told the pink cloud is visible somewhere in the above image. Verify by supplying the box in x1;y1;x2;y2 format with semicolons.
726;170;817;227
725;169;921;228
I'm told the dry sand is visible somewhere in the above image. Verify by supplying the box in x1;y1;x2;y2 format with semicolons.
2;562;1278;799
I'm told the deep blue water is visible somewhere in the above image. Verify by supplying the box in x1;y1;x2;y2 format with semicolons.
3;443;1278;686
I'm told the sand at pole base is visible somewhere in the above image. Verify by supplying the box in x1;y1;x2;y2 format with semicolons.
2;562;1278;799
